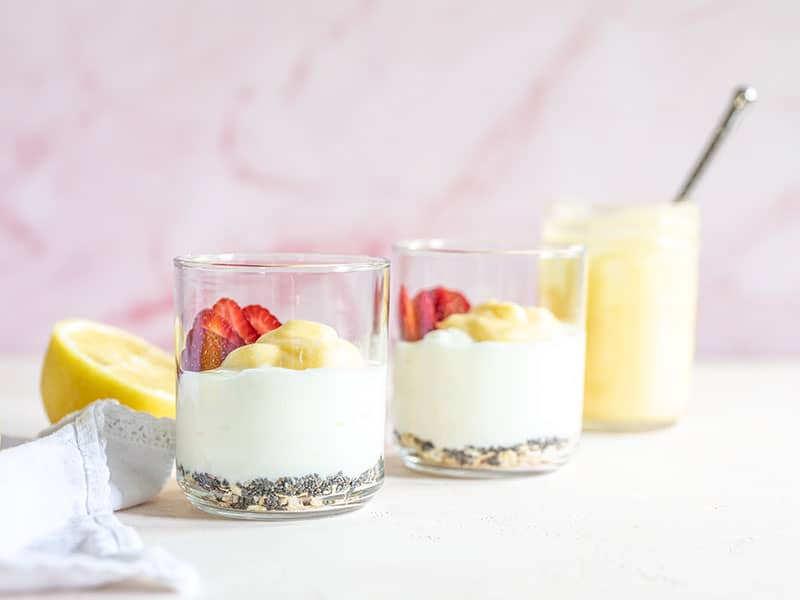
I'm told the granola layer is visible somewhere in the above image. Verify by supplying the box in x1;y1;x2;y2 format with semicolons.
178;458;383;512
396;431;573;469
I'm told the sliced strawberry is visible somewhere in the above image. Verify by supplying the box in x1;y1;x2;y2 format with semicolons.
399;285;420;341
213;297;259;343
194;308;244;348
432;287;470;322
243;304;282;335
179;307;244;371
180;343;194;371
413;290;436;339
181;327;234;371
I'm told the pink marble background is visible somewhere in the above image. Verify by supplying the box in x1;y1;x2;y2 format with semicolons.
1;0;798;357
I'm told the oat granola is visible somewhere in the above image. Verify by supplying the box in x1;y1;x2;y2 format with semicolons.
178;458;384;512
396;431;572;470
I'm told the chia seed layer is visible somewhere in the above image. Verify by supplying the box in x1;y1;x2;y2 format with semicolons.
178;458;384;512
396;431;573;469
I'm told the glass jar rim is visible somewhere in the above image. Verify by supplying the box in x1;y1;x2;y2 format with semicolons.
543;201;698;245
393;239;585;258
174;253;389;273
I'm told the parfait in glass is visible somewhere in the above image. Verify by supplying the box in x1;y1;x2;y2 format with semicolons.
174;253;389;518
392;241;586;477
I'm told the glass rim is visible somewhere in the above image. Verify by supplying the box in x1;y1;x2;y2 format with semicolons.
173;252;390;273
393;239;585;258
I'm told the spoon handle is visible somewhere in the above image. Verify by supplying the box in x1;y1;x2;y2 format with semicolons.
674;85;758;203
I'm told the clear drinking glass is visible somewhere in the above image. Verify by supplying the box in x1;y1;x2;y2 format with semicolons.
391;241;586;477
174;253;389;519
542;202;699;430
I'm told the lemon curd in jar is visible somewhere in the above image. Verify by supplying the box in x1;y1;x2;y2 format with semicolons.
542;203;699;430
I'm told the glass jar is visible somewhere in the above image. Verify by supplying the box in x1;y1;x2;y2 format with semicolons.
542;202;699;430
174;253;389;519
391;241;586;477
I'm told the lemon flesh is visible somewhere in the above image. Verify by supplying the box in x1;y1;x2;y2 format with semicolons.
41;320;176;423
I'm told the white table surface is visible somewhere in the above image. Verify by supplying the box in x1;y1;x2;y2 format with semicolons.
1;357;798;599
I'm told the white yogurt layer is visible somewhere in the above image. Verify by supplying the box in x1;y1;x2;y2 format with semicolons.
177;364;386;482
392;328;585;448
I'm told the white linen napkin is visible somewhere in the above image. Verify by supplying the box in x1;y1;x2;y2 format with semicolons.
0;400;197;593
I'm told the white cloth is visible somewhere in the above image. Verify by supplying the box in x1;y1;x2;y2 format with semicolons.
0;400;197;593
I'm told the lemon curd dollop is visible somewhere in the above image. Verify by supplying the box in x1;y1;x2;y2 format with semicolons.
436;300;562;342
220;319;364;370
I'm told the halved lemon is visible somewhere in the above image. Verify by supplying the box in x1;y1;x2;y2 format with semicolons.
41;320;176;423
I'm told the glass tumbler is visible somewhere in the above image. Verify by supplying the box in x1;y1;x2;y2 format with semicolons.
391;241;586;477
542;202;699;430
174;253;389;519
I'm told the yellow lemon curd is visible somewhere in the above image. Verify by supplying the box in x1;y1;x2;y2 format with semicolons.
437;300;562;342
220;320;363;370
543;202;699;429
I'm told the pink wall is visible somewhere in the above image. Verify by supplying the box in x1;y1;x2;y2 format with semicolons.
1;0;798;357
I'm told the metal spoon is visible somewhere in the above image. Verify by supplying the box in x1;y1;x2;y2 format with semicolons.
674;85;758;202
